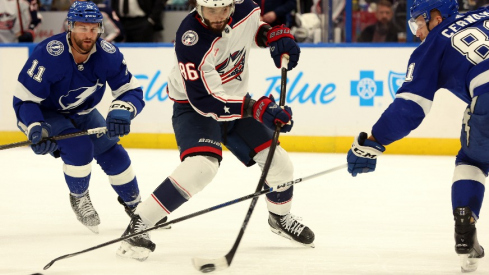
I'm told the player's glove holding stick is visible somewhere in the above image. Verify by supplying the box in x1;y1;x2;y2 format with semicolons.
243;94;293;133
266;24;300;71
347;132;385;177
106;100;137;139
26;122;58;155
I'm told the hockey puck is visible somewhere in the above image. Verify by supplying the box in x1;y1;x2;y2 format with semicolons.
200;264;216;273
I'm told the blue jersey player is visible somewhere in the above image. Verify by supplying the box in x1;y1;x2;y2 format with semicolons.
13;1;147;234
347;0;487;271
116;0;314;261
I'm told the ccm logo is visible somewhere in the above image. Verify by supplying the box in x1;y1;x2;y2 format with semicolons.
353;148;377;159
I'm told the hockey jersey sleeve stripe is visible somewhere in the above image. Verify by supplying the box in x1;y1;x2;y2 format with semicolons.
395;92;432;116
469;70;489;98
111;76;142;99
13;82;44;103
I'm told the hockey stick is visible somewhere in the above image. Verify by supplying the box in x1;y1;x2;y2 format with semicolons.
193;56;291;273
0;127;107;151
43;163;347;270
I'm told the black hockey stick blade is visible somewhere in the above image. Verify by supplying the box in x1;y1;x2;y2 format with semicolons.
43;164;346;270
0;127;107;150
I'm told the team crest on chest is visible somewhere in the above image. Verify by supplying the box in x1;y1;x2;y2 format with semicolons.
216;48;246;84
100;40;116;54
46;40;64;56
182;30;199;46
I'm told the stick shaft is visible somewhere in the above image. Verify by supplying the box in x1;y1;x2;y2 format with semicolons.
0;127;107;151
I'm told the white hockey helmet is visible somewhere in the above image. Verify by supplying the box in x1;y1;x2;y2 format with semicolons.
196;0;235;21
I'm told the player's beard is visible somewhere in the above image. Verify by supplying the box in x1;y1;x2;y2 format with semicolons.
73;35;96;54
204;18;227;35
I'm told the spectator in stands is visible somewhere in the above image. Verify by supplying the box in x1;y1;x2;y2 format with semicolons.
111;0;166;42
358;0;400;42
63;0;124;43
253;0;296;27
0;0;35;42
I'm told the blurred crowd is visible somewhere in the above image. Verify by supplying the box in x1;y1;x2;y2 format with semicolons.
2;0;489;43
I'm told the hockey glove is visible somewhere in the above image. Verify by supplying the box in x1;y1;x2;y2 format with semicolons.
27;122;58;155
267;24;300;70
252;95;293;133
106;100;136;139
347;132;385;177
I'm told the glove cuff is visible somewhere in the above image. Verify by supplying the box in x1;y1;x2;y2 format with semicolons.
266;25;295;46
351;132;385;159
109;100;137;118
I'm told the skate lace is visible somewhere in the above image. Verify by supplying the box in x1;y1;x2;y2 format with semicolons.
77;195;96;217
280;213;305;236
132;218;150;239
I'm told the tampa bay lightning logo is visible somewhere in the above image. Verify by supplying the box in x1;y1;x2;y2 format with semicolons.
46;40;64;56
216;48;246;83
388;71;405;99
58;80;104;110
182;30;199;46
100;40;116;54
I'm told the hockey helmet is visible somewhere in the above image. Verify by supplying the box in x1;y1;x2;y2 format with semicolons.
67;1;104;33
409;0;458;34
195;0;235;22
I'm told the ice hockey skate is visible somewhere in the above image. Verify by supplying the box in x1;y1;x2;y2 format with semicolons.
117;196;171;229
454;207;485;273
70;191;100;234
117;214;156;261
268;212;315;247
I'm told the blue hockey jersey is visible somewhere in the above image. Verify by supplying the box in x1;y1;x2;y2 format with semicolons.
13;32;145;128
372;7;489;145
166;0;267;121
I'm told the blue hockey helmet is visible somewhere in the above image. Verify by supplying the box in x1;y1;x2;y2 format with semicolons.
67;1;103;24
409;0;458;34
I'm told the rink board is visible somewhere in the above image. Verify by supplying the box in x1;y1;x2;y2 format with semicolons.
0;44;466;155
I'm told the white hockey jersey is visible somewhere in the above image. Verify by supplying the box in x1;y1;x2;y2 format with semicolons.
0;0;31;43
167;0;267;121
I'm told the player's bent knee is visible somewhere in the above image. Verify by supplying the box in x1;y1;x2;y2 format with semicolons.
170;155;219;198
255;145;293;187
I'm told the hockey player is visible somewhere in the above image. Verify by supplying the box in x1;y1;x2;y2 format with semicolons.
116;0;314;261
347;0;486;272
13;1;146;234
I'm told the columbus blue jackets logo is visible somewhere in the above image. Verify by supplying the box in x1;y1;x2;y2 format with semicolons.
58;80;104;110
216;48;246;84
388;71;405;99
100;40;116;54
182;30;199;46
46;40;64;56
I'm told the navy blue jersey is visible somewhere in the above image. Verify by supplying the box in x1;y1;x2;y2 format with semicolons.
13;32;144;128
167;0;266;121
373;7;489;145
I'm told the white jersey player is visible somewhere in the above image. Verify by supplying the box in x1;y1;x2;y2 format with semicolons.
116;0;314;262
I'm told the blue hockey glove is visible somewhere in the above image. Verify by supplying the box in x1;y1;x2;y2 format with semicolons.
266;24;300;70
347;132;385;177
252;95;293;133
27;122;58;155
106;100;136;139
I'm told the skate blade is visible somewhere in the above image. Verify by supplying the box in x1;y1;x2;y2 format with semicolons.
459;254;480;273
116;241;152;262
269;227;315;248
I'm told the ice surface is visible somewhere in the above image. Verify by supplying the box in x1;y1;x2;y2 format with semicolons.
1;148;487;275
